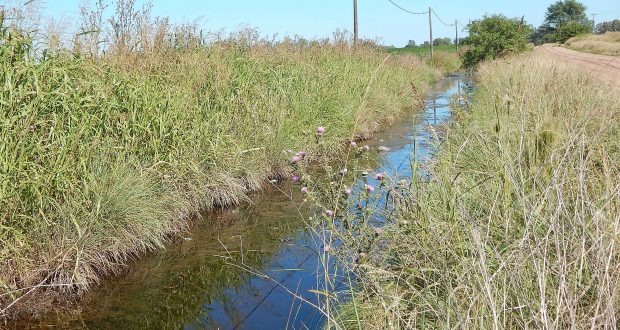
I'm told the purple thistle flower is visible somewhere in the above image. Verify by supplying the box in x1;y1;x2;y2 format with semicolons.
374;172;384;181
350;141;357;148
286;149;293;153
324;209;335;217
364;184;375;192
316;126;326;136
292;175;300;183
301;186;309;194
296;151;306;157
291;155;302;163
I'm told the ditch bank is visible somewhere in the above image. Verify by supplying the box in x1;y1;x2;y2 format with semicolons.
1;40;450;322
10;74;472;329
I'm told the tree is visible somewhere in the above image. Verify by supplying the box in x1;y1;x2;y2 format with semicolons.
555;20;591;42
544;0;588;27
533;0;591;44
405;39;416;47
595;20;620;34
433;37;452;46
461;15;532;68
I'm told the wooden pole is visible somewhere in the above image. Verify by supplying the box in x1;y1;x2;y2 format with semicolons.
429;7;433;60
353;0;359;46
455;20;459;52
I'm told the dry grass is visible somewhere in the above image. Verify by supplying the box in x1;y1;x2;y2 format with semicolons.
331;52;620;328
565;32;620;56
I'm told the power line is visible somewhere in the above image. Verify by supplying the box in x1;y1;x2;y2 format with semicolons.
432;9;454;27
381;2;467;60
386;0;428;15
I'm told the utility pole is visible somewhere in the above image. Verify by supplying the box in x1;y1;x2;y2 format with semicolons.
428;7;433;60
591;13;598;33
353;0;359;46
455;20;459;52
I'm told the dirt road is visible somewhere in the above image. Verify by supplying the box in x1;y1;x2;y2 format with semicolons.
538;45;620;89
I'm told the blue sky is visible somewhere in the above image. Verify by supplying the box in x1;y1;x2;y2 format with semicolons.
33;0;620;47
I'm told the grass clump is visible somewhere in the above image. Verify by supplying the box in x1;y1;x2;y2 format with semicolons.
0;13;442;317
332;53;620;328
565;31;620;56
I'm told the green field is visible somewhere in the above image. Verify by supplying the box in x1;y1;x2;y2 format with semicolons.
386;44;460;55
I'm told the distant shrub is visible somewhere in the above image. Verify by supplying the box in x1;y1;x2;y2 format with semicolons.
461;15;533;68
553;20;591;43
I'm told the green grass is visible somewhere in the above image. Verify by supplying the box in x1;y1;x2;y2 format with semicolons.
329;52;620;328
386;44;459;55
385;45;463;73
0;22;446;316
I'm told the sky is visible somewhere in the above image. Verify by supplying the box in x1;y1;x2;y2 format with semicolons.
19;0;620;47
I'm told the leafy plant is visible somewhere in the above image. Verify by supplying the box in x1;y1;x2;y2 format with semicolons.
553;20;591;42
461;15;532;68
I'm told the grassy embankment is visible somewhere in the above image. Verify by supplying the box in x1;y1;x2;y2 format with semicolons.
0;23;444;316
386;45;462;73
564;31;620;56
332;53;620;328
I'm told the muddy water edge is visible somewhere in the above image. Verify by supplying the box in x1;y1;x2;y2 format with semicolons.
14;73;473;329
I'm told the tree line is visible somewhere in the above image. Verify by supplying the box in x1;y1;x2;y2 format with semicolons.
595;20;620;34
405;37;454;48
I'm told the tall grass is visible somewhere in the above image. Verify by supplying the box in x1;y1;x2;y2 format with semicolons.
0;6;442;317
330;53;620;328
565;31;620;56
385;45;463;73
